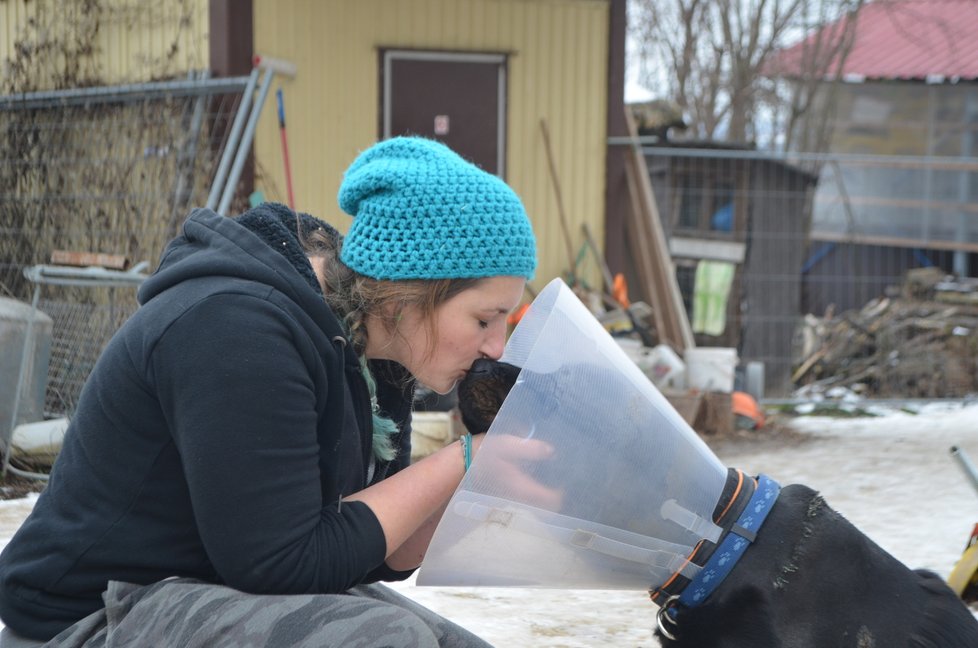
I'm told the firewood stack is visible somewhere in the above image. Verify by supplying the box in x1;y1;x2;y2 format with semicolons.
793;267;978;399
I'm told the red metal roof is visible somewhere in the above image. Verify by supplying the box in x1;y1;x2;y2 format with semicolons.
772;0;978;81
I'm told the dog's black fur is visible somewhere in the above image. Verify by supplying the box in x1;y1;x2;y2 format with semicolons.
456;358;978;648
456;358;523;434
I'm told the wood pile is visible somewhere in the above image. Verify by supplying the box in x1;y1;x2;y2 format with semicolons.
793;268;978;398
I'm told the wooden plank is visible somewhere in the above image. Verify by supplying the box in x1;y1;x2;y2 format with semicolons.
663;390;733;436
818;193;978;215
701;391;734;436
664;391;705;427
810;230;978;254
50;250;129;270
623;149;663;310
622;107;695;351
669;237;747;263
539;118;579;280
582;222;615;295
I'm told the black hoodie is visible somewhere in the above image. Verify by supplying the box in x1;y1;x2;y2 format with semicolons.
0;204;415;641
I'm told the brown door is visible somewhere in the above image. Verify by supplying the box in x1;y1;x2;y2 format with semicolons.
382;50;507;176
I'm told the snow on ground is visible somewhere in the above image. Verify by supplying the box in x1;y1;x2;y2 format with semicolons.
0;402;976;646
386;401;978;647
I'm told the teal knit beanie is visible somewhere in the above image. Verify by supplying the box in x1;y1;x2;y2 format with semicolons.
338;137;536;281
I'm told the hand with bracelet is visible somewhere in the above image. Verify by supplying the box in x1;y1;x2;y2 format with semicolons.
456;431;563;511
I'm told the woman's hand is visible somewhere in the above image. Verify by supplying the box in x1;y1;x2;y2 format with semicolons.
343;430;562;572
470;433;563;511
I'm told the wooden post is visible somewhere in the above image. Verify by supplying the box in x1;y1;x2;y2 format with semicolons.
539;118;579;283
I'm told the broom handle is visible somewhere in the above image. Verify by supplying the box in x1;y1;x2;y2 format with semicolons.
276;88;296;210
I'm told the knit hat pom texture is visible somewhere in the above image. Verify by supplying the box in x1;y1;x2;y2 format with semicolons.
338;137;536;281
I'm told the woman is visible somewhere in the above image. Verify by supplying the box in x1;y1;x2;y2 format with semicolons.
0;137;544;647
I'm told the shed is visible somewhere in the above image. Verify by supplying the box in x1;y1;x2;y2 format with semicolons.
643;143;818;396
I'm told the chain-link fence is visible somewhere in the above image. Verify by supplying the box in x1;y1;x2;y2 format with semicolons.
1;264;148;476
0;74;251;453
21;264;149;420
4;73;976;454
643;145;978;400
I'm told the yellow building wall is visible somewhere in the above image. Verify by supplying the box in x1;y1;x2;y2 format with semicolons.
2;0;610;290
253;0;610;290
0;0;209;89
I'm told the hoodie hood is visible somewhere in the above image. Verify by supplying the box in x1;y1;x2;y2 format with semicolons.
140;203;346;341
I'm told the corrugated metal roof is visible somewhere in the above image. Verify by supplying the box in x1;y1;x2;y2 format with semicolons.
773;0;978;81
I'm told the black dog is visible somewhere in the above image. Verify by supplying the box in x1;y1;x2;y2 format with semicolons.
456;358;523;434
456;358;978;648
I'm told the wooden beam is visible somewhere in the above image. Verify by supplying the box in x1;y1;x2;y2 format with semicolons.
539;118;579;281
50;250;129;270
818;193;978;214
670;237;747;264
810;230;978;254
622;107;695;352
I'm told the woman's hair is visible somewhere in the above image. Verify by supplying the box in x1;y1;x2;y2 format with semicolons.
301;228;480;357
300;226;480;462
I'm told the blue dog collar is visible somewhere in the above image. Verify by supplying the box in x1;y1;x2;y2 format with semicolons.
673;474;781;612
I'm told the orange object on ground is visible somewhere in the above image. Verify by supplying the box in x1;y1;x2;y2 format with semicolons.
612;273;631;308
732;391;765;429
507;303;531;326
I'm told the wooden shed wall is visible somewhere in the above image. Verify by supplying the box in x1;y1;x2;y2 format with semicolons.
252;0;610;290
0;0;209;88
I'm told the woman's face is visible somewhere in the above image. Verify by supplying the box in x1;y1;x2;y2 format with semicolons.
378;276;526;394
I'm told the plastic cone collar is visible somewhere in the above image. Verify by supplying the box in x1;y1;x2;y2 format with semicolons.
417;278;728;590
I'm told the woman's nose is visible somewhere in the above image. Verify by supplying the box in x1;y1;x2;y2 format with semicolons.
480;327;506;360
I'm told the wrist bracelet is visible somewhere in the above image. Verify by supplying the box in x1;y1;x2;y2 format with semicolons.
460;433;473;473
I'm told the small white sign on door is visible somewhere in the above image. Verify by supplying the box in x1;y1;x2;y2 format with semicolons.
434;114;450;135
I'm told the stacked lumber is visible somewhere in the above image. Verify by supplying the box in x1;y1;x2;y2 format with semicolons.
621;107;695;352
793;268;978;398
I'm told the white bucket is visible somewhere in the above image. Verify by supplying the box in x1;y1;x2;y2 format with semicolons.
685;347;738;393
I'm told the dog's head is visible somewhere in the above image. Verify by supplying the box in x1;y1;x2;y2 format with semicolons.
456;358;521;434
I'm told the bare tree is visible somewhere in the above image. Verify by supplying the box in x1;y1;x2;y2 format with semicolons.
630;0;864;150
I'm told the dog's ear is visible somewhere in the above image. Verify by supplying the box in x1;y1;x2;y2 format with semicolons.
456;359;521;434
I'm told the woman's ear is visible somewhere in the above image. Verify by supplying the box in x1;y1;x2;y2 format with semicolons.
371;301;410;341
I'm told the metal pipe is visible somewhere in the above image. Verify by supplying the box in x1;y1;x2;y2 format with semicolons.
171;70;210;232
253;54;298;77
606;138;978;170
22;263;149;288
0;76;251;111
951;446;978;499
217;67;276;215
5;465;50;482
206;67;260;212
